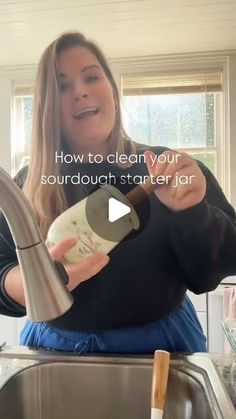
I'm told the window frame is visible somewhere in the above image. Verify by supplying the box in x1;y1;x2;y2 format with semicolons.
11;85;33;176
121;89;221;183
111;53;230;197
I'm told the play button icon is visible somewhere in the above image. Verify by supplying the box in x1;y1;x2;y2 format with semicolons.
108;198;131;222
85;184;140;243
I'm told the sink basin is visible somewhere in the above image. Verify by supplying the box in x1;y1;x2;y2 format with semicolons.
0;348;235;419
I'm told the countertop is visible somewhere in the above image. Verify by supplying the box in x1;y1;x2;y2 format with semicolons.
221;276;236;285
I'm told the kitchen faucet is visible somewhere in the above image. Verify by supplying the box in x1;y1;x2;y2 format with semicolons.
0;167;73;322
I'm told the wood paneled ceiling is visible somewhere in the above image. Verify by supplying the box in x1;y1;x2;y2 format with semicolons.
0;0;236;66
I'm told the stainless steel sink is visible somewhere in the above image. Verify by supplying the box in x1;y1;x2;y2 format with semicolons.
0;347;235;419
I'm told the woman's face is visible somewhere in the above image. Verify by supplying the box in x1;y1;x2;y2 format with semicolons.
57;46;117;154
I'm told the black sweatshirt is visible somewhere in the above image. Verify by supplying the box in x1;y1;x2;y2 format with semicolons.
1;144;236;331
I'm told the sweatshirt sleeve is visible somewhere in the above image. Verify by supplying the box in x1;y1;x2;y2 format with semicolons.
0;167;28;316
169;161;236;293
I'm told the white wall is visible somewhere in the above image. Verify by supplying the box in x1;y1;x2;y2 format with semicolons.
228;53;236;208
0;76;12;173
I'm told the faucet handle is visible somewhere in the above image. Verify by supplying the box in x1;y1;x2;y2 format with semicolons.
53;260;69;285
0;341;6;351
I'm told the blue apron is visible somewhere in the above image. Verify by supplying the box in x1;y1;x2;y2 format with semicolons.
20;295;207;354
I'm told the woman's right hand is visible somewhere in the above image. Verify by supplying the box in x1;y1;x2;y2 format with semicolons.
48;237;110;292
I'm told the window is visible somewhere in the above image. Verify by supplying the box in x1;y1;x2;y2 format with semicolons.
12;86;33;176
121;70;222;181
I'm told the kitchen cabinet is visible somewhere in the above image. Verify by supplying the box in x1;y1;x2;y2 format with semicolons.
187;290;208;337
207;276;236;352
0;316;25;345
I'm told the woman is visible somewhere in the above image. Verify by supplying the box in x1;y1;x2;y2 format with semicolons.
0;31;236;353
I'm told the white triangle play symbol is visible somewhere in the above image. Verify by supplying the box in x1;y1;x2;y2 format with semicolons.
108;198;131;222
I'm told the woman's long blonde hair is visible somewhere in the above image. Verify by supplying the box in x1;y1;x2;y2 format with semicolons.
23;31;135;239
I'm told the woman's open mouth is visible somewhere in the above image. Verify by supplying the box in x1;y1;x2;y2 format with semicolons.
73;107;99;120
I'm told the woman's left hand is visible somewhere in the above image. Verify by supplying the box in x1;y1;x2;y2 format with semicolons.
144;150;206;212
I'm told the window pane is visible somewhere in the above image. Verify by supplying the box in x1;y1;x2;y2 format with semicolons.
190;152;216;175
122;93;216;149
12;96;33;175
23;97;33;154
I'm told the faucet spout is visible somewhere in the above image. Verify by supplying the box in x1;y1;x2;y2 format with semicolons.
0;167;73;322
